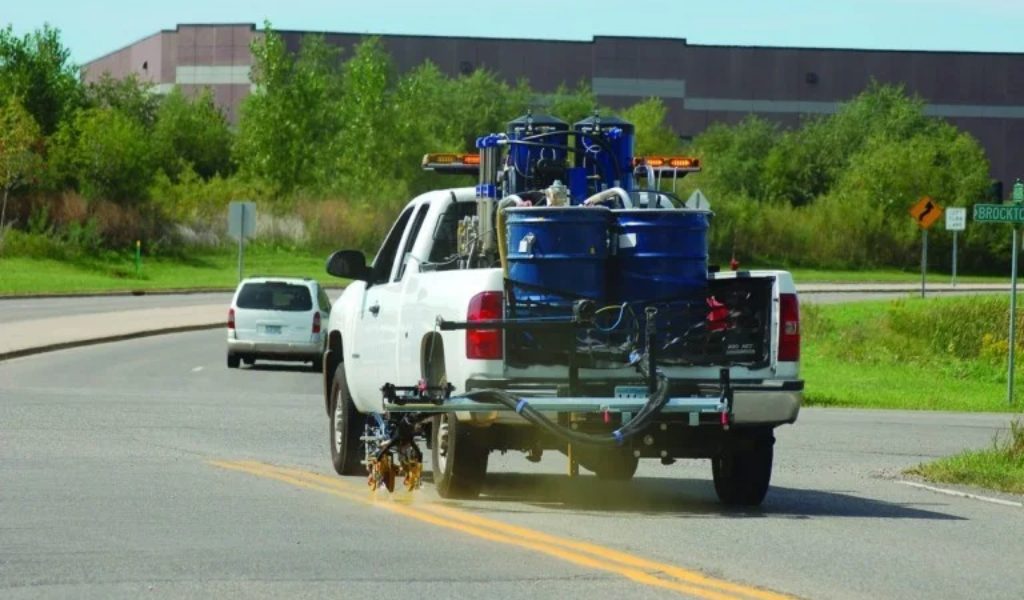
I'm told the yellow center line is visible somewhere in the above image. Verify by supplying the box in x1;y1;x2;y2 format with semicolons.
209;460;794;600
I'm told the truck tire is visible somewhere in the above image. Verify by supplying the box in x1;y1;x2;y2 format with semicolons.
227;353;240;369
432;413;488;499
712;435;773;506
329;364;366;476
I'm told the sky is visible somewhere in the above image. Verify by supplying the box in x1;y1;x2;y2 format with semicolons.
5;0;1024;65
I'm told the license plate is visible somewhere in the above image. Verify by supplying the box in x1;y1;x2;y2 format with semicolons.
614;386;648;399
264;325;281;334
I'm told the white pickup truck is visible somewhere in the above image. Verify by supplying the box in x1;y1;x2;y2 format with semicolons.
321;183;803;506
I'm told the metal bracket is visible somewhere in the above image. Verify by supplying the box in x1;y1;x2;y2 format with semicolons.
381;381;455;406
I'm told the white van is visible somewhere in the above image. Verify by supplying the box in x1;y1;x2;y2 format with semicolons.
226;277;330;371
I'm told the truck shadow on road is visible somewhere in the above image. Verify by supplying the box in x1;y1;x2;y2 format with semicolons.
463;473;964;521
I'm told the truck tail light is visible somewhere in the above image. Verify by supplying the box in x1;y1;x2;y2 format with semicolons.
467;291;503;360
228;308;235;330
778;293;800;362
312;312;321;334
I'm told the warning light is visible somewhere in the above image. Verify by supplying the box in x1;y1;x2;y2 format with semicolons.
422;153;482;174
633;156;701;174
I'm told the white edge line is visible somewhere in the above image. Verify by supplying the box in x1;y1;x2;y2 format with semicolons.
897;480;1023;508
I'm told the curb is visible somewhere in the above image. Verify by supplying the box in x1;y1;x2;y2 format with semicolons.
0;286;348;301
0;322;223;362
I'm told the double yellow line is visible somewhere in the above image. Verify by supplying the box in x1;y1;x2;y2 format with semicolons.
210;460;793;600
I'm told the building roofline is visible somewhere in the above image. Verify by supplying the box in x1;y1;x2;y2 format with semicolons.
82;29;173;67
684;40;1024;57
82;22;1024;66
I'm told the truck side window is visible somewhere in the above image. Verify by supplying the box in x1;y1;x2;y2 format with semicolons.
427;201;476;269
371;206;413;284
395;204;430;281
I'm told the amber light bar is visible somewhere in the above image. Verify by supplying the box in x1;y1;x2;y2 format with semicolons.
633;156;701;171
422;153;481;174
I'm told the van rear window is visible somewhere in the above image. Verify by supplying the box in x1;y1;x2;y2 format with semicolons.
236;282;313;311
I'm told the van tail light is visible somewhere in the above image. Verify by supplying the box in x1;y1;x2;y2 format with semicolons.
312;312;321;334
466;291;503;360
228;308;235;330
778;293;800;362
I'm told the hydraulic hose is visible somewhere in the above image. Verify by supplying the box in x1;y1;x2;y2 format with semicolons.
495;195;522;277
463;368;670;447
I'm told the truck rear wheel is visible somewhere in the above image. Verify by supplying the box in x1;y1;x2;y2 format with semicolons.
329;364;366;476
432;413;488;499
712;433;774;506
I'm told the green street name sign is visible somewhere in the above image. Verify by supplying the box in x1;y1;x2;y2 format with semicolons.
974;204;1024;223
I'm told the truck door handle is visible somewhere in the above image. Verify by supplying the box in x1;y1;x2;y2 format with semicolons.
369;302;381;316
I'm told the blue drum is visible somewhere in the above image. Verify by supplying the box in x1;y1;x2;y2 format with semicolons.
505;206;611;300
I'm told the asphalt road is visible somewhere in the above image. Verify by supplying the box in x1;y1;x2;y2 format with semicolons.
2;330;1022;599
0;292;233;323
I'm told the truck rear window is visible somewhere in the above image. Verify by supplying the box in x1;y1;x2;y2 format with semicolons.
236;282;313;311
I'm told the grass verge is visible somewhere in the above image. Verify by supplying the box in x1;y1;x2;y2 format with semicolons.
803;295;1024;412
0;246;334;295
782;267;1006;285
907;419;1024;495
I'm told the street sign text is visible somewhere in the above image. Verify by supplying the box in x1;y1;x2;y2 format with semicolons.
973;204;1024;224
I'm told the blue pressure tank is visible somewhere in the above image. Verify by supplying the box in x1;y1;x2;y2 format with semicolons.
573;114;635;195
505;206;611;300
507;113;569;195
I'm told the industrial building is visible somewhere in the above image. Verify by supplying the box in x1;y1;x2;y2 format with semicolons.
83;23;1024;189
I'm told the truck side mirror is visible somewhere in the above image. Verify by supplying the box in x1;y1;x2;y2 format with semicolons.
326;250;371;280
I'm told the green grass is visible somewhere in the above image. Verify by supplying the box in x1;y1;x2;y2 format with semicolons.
803;296;1024;412
0;246;336;295
907;420;1024;495
785;267;1007;285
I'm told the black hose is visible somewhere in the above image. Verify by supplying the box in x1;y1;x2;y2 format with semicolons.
463;369;670;447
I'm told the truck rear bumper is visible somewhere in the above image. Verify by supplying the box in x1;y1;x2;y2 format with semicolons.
227;338;322;360
385;378;802;426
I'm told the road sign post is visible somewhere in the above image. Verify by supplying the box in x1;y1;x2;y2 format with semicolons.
945;207;966;286
972;196;1024;405
228;201;257;282
1010;229;1019;406
909;196;943;298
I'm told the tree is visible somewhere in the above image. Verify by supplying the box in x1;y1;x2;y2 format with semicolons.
546;81;601;125
690;116;779;200
333;37;399;197
445;69;532;151
50;107;155;203
0;96;43;237
763;82;935;207
153;87;233;180
86;73;160;127
0;24;83;135
621;97;682;156
234;24;345;195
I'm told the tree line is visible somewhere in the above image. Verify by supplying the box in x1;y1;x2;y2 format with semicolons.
0;22;1003;271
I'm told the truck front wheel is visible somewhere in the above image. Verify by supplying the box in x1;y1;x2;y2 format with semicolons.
712;433;774;506
432;413;488;499
329;364;366;476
